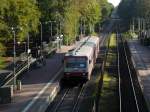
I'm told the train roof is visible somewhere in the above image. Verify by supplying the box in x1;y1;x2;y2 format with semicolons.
75;45;93;58
87;36;99;44
65;36;99;59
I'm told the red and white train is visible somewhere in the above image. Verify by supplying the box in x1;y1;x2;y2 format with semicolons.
63;36;100;81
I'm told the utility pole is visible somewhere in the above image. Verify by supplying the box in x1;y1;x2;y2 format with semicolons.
80;18;83;37
12;27;16;89
27;32;30;71
48;21;56;39
138;18;141;31
83;18;86;35
40;22;42;48
132;18;135;33
50;22;52;38
99;23;101;34
59;19;61;36
11;26;22;90
39;22;43;60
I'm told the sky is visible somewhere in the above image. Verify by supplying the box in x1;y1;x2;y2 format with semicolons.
108;0;121;7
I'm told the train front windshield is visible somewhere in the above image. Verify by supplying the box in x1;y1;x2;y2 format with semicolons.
65;58;87;69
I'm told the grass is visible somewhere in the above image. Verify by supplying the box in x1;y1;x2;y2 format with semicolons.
106;53;116;67
99;72;118;112
99;33;119;112
109;34;116;48
0;57;7;69
106;34;117;67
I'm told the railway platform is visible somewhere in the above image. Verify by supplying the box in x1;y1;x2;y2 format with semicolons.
0;45;74;112
128;39;150;111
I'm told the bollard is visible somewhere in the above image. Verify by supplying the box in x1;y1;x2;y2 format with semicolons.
17;80;22;91
10;85;14;97
92;101;96;112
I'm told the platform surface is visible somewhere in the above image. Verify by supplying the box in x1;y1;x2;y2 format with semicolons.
0;45;74;112
128;39;150;110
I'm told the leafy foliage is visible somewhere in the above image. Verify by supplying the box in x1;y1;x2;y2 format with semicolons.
0;0;41;42
80;0;101;34
100;0;114;22
0;0;113;49
118;0;150;23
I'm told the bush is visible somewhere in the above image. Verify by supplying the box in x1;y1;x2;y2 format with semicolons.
0;43;6;56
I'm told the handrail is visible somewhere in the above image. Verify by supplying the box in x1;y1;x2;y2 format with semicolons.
0;58;34;87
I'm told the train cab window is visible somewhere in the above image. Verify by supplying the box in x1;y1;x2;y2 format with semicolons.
66;62;86;68
80;64;85;68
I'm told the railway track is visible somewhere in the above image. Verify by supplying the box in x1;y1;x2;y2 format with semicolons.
117;33;122;112
118;33;139;112
46;33;111;112
95;33;112;112
49;84;85;112
117;34;148;112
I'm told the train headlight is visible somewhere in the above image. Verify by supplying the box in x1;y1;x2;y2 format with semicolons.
83;73;86;75
66;73;70;75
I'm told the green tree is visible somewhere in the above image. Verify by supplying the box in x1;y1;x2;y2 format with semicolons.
0;0;113;47
118;0;150;23
38;0;114;44
79;0;101;34
0;0;41;42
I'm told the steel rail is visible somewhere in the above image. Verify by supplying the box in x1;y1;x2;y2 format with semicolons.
53;84;85;112
121;36;140;112
53;88;70;112
71;84;85;112
116;33;122;112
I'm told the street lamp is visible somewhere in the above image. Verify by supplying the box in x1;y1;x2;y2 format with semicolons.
80;18;83;37
39;22;43;49
40;20;57;44
60;34;63;49
22;42;26;53
40;21;56;58
23;24;31;71
11;27;16;89
39;22;43;58
27;32;30;71
80;17;86;37
11;27;22;89
45;21;56;40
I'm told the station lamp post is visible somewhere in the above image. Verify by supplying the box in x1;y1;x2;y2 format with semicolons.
80;18;83;37
27;32;30;70
46;21;57;42
22;42;26;53
49;21;56;39
40;20;56;44
40;22;43;49
11;26;22;89
11;27;16;89
40;19;64;53
23;24;31;71
40;21;56;57
39;22;44;60
60;34;63;49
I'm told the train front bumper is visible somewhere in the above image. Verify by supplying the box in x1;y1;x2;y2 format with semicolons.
64;72;88;79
